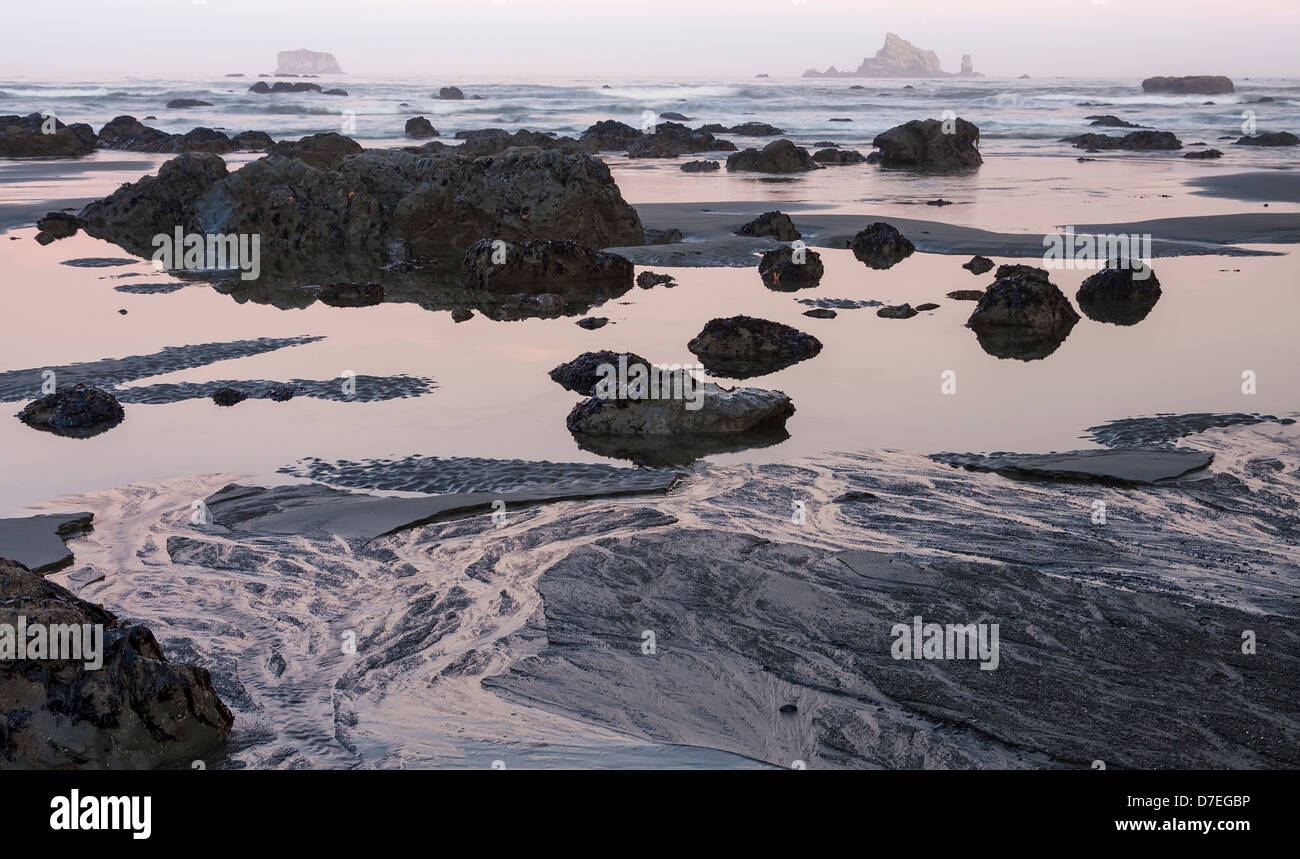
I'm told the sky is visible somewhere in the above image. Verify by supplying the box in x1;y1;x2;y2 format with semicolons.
3;0;1298;80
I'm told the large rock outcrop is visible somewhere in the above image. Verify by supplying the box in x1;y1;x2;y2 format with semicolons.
1141;75;1233;95
625;122;735;158
0;559;233;769
872;118;982;169
97;115;273;154
275;49;343;75
77;143;645;272
804;33;970;78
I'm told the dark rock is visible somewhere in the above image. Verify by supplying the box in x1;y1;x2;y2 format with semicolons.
35;212;83;243
1085;115;1143;128
1234;132;1299;147
915;302;940;311
0;559;233;769
725;139;821;173
212;387;247;406
79;144;644;265
995;263;1051;280
803;308;837;319
967;270;1080;361
322;89;348;96
439;86;466;100
576;316;609;329
464;239;633;292
872;117;982;169
962;255;994;274
1184;148;1223;159
404;116;438;139
850;222;914;269
877;303;918;319
659;112;691;121
626;122;735;158
549;350;650;396
779;704;798;714
833;490;879;503
0;113;97;158
813;148;866;164
0;512;93;574
580;120;640;151
736;211;800;241
688;315;822;378
1141;75;1234;95
637;271;675;289
1064;131;1182;150
267;384;296;401
680;159;720;172
947;289;986;301
166;98;212;108
16;385;124;438
450;307;473;323
865;151;881;164
230;130;274;150
933;448;1213;485
926;199;953;206
1076;263;1162;326
727;122;783;136
758;245;824;291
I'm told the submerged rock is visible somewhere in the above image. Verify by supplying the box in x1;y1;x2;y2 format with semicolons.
1184;148;1223;159
17;385;124;438
566;383;793;435
0;559;234;769
687;315;822;378
871;118;982;169
166;98;212;109
463;239;633;292
758;245;824;291
726;139;821;172
1075;263;1162;325
212;387;248;406
1085;115;1144;128
725;122;784;136
736;211;800;241
850;222;915;269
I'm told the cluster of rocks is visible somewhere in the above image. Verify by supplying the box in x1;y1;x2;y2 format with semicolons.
248;81;347;95
0;113;275;158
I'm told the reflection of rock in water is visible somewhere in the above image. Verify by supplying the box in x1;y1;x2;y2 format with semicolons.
970;322;1074;360
1075;265;1163;326
209;261;634;321
571;424;792;467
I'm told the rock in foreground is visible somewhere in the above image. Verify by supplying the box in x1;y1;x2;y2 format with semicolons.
0;559;233;769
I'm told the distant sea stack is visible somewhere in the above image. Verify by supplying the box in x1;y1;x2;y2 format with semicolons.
803;33;979;78
275;49;343;75
1141;75;1233;95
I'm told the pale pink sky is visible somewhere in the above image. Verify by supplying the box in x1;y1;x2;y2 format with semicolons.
4;0;1298;79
